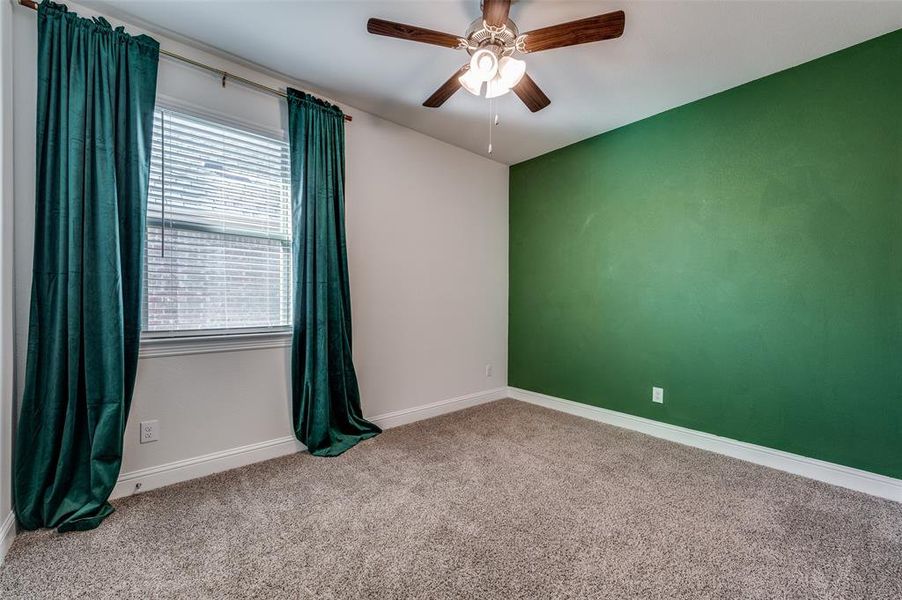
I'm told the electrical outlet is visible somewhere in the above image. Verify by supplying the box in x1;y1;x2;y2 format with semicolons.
140;420;159;444
652;387;664;404
485;363;493;377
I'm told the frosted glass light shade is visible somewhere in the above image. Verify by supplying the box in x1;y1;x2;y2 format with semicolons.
498;57;526;88
459;69;484;96
485;75;511;99
469;48;499;82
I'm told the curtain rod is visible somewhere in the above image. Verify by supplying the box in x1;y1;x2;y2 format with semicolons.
17;0;352;122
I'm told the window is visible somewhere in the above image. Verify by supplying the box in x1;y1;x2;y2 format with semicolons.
144;108;292;336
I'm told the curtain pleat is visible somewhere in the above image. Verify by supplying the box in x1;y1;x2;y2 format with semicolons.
287;89;380;457
14;0;159;532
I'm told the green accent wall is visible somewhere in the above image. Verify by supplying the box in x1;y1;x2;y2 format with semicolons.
509;30;902;479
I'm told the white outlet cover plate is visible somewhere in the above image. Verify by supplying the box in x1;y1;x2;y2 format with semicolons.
140;420;160;444
652;387;664;404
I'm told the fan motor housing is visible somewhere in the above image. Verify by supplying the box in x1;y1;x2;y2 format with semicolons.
464;17;519;56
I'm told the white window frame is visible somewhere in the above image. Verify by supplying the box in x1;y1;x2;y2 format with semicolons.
140;98;293;358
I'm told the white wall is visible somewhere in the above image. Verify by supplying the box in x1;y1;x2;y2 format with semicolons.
2;0;17;550
10;2;507;488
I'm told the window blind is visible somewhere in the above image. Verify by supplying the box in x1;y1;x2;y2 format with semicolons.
144;108;292;334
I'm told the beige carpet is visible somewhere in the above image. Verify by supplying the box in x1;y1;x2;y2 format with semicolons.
1;399;900;599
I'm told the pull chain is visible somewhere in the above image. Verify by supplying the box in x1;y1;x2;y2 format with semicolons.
487;97;500;155
489;98;501;154
488;97;493;155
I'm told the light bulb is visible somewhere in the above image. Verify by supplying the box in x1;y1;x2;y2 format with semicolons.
469;48;499;82
498;57;526;88
458;69;484;96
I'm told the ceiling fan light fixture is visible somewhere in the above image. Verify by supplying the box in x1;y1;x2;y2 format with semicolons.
498;56;526;88
369;6;627;114
469;47;499;82
458;69;484;96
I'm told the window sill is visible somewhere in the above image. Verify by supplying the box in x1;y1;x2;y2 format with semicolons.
139;330;292;359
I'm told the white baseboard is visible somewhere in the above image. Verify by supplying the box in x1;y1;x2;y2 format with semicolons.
111;436;304;500
1;511;15;566
368;386;509;430
508;387;902;503
112;386;508;500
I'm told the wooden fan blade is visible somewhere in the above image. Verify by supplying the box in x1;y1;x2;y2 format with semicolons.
522;10;625;53
512;73;550;112
482;0;511;28
367;18;462;49
423;65;470;108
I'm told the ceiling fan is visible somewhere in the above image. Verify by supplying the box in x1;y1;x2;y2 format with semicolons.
366;1;625;112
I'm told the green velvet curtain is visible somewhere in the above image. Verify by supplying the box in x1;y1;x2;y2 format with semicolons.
287;89;380;457
14;1;159;532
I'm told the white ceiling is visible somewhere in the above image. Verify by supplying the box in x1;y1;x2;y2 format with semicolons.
84;1;902;165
